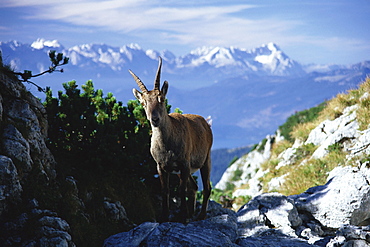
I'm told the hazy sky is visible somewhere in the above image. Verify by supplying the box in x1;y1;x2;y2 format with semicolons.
1;0;369;64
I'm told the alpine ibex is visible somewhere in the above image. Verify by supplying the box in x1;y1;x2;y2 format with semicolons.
130;57;213;222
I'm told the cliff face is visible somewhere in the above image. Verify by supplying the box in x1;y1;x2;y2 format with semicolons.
0;72;75;245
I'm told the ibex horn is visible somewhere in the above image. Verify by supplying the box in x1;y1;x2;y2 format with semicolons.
129;69;148;93
154;57;162;90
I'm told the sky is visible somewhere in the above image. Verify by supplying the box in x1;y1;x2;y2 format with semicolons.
0;0;369;65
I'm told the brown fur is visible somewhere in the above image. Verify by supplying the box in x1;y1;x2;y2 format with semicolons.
130;58;213;222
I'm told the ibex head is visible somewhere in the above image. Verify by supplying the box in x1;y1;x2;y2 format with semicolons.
130;57;169;127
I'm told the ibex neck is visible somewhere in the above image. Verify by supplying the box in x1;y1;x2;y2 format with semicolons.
151;114;172;139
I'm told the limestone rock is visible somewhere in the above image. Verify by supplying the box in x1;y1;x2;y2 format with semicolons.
104;222;159;247
1;124;33;175
104;201;238;247
0;72;56;182
348;128;370;158
327;225;370;247
306;105;359;159
1;198;75;247
104;220;238;247
0;155;22;216
238;229;321;247
291;163;370;229
216;135;273;197
237;193;302;238
37;215;73;247
0;63;72;246
104;198;130;223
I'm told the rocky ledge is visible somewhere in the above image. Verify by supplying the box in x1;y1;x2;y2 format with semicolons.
105;161;370;247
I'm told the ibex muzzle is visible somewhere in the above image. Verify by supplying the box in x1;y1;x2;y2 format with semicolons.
130;57;213;222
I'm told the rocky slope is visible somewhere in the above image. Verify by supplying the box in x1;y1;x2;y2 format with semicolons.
216;79;370;202
105;163;370;246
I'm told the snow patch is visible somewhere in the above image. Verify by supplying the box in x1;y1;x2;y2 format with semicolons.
31;38;61;49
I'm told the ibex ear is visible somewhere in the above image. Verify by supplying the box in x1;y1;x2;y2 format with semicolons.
161;81;169;97
132;88;143;102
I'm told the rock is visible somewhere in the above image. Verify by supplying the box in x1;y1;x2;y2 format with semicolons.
38;216;71;232
104;220;238;247
327;225;370;247
1;198;75;246
1;124;33;175
291;164;370;229
0;73;56;181
104;185;370;246
37;216;74;247
276;138;304;169
189;203;238;243
104;201;239;247
104;222;160;247
237;229;320;247
267;173;287;191
103;198;130;222
0;93;3;121
306;105;359;159
348;128;370;158
0;155;22;216
146;221;237;247
216;135;273;197
237;193;302;238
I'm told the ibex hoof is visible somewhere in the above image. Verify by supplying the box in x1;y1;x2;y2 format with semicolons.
195;213;207;221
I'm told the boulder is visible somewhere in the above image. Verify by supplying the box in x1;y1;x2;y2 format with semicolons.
326;225;370;247
237;193;302;238
1;199;75;247
38;215;73;247
306;105;359;159
103;198;131;223
291;163;370;228
104;201;238;247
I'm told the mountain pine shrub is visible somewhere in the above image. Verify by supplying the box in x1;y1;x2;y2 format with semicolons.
278;102;326;142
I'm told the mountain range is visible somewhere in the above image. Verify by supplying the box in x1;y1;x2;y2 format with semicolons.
1;38;369;149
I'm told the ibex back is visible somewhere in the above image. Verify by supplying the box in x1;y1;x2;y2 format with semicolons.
130;57;213;222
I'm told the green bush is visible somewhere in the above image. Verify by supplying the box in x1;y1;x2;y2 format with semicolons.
278;103;326;142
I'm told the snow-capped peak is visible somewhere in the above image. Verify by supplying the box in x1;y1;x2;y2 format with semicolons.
266;42;279;52
31;38;62;49
251;42;300;75
126;43;141;50
146;49;160;60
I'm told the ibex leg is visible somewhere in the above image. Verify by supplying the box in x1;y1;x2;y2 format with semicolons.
179;166;190;223
186;175;198;218
197;157;211;220
158;167;170;222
